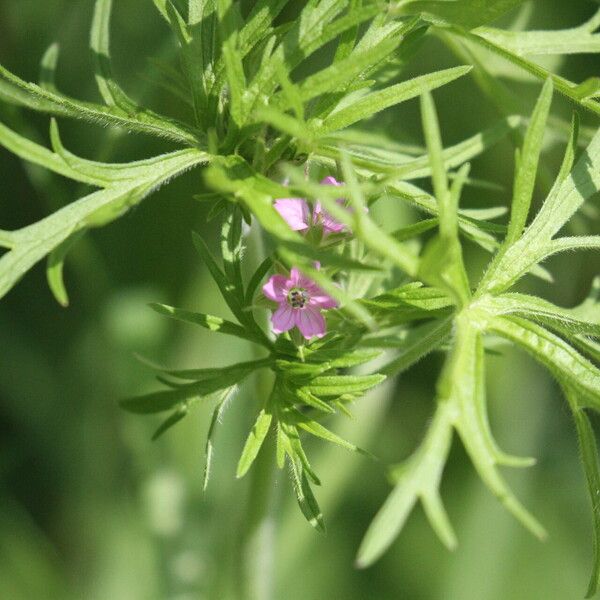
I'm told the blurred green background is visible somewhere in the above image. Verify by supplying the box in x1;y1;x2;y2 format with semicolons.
1;1;599;598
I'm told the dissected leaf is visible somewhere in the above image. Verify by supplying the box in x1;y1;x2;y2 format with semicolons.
288;455;325;532
149;303;270;347
0;150;208;300
237;409;273;478
316;66;472;134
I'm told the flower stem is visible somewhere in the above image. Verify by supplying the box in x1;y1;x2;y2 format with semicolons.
235;222;278;600
235;428;277;600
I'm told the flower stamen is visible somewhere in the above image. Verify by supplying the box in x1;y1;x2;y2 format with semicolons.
288;288;308;309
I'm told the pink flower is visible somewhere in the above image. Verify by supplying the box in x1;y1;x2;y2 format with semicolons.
273;198;311;231
273;177;347;234
262;267;338;339
314;176;347;234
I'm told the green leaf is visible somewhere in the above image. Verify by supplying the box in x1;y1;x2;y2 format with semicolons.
313;348;381;369
303;374;385;397
479;123;600;294
573;277;600;325
448;320;544;531
91;0;137;111
39;43;59;92
563;387;600;598
0;120;102;187
245;257;272;305
394;0;526;28
160;0;217;126
554;113;580;186
151;406;188;441
237;409;273;478
331;0;363;61
357;401;456;567
275;360;331;379
238;0;290;56
295;388;336;415
48;120;207;186
149;303;269;347
505;78;553;245
472;332;536;468
288;456;325;532
204;156;297;241
489;316;600;410
0;62;199;145
191;229;265;340
316;66;472;134
286;169;419;278
152;0;170;21
0;150;207;300
255;106;308;140
362;284;453;324
252;1;378;102
446;26;600;118
203;386;236;490
149;357;272;382
293;31;407;106
46;231;84;307
385;181;507;259
218;0;247;128
0;118;206;189
121;366;250;414
419;90;470;306
360;115;521;179
294;415;365;455
490;293;600;338
535;236;600;264
220;207;245;309
478;10;600;56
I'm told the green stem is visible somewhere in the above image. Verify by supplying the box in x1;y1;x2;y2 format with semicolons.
0;230;14;248
235;220;278;600
235;427;277;600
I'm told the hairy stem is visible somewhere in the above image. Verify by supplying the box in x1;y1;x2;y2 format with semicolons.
235;389;277;600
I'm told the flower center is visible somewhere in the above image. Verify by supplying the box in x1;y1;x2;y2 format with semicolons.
287;287;309;309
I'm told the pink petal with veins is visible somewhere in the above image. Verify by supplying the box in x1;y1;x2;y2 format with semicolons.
274;198;311;231
315;176;346;233
295;306;326;339
289;267;301;286
262;275;289;302
314;201;347;233
272;304;296;333
310;293;338;309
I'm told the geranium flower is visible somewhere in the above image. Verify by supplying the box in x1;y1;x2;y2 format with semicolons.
314;176;347;234
272;197;311;231
273;177;348;234
262;267;338;339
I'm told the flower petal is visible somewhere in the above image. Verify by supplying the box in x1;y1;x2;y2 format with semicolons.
296;306;326;339
263;275;289;302
274;198;310;231
305;280;338;308
320;176;341;187
289;267;301;286
315;176;352;233
272;304;296;334
310;293;338;309
314;200;347;233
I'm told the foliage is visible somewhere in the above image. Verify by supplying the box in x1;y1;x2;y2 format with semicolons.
1;0;599;597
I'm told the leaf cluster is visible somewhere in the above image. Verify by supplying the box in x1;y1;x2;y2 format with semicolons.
121;206;385;528
1;1;600;595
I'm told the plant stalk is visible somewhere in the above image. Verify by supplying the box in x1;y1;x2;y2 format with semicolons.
235;221;278;600
235;426;277;600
